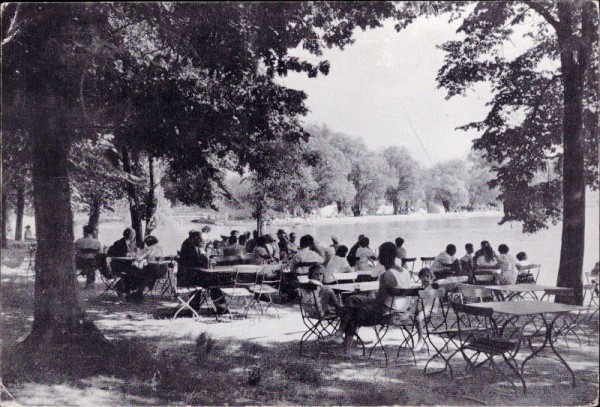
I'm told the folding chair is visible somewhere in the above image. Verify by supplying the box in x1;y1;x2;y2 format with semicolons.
248;264;281;317
420;256;435;269
452;303;525;394
364;288;422;367
97;253;122;298
516;264;542;284
220;265;261;319
26;244;37;274
297;282;341;355
473;268;498;286
173;286;205;321
539;288;590;348
76;248;100;287
583;272;599;320
402;258;417;282
154;256;177;299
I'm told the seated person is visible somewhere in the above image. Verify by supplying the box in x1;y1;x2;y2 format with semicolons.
24;225;35;241
340;242;424;354
253;236;274;265
107;227;139;296
476;245;500;269
301;265;343;316
355;237;377;271
222;235;245;257
431;244;459;277
496;244;517;285
122;235;165;302
418;267;441;318
395;237;407;260
179;230;228;314
515;251;530;268
74;224;102;289
290;235;324;276
324;245;354;284
473;240;491;266
346;234;365;268
265;234;280;260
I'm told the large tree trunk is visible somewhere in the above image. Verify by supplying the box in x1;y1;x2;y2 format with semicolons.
1;191;9;248
88;199;101;239
554;2;588;305
14;186;25;241
121;147;143;247
25;98;102;347
144;156;157;236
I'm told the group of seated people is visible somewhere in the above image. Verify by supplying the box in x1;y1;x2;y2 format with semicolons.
431;240;533;285
299;242;440;355
74;225;168;302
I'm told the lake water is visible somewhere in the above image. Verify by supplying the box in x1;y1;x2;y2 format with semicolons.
97;200;599;287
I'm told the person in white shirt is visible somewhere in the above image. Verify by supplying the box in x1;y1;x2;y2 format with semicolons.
355;237;377;271
290;235;324;275
324;245;354;284
496;244;517;285
431;244;459;276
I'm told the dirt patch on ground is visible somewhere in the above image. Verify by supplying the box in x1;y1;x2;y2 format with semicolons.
1;249;598;406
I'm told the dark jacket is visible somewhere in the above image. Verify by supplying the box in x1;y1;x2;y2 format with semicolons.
107;237;129;258
179;238;209;268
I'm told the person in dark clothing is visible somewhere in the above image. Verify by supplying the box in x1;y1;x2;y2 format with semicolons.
178;230;228;314
346;234;365;268
107;228;138;297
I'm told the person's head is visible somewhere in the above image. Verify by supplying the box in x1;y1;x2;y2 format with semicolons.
277;229;286;238
201;226;211;233
357;234;365;243
228;235;238;245
265;234;275;243
230;230;239;238
25;225;31;230
257;236;268;247
83;225;94;237
190;231;201;246
480;240;490;249
123;227;136;241
395;237;405;248
144;235;158;247
238;235;247;245
498;244;509;254
465;243;474;254
331;235;340;245
336;245;349;258
359;236;370;248
516;252;527;261
252;230;259;239
299;235;312;249
378;242;398;270
483;245;494;260
446;244;457;256
308;264;325;281
418;267;434;288
289;232;297;242
189;229;199;238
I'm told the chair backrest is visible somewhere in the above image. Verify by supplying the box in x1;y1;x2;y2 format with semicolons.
95;253;113;279
452;302;497;339
262;263;282;281
419;287;445;317
458;283;493;303
385;288;423;317
516;264;542;283
331;272;357;284
402;257;416;268
297;282;323;319
473;268;497;285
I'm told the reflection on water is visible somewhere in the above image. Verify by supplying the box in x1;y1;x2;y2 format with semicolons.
97;201;599;287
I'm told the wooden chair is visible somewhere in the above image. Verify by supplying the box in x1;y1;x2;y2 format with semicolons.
297;282;341;356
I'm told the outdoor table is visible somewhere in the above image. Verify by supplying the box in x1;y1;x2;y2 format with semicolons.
468;300;587;388
483;283;572;301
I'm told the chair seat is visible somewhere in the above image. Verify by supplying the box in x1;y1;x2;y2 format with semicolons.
466;337;517;354
221;287;252;296
176;286;204;295
248;284;278;294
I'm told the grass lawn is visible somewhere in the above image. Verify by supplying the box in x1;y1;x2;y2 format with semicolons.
1;244;598;406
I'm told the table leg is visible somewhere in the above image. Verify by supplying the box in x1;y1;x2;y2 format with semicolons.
545;313;577;387
520;315;549;375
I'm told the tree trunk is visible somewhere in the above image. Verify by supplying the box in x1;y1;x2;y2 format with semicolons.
14;186;25;241
441;199;450;213
88;200;101;239
25;98;102;348
121;147;143;247
144;156;157;237
554;2;587;305
1;191;9;248
256;202;263;236
391;198;399;215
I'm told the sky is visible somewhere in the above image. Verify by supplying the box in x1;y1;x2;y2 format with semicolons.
276;14;526;167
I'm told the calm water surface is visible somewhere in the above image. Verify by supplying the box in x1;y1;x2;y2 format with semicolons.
98;200;599;287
